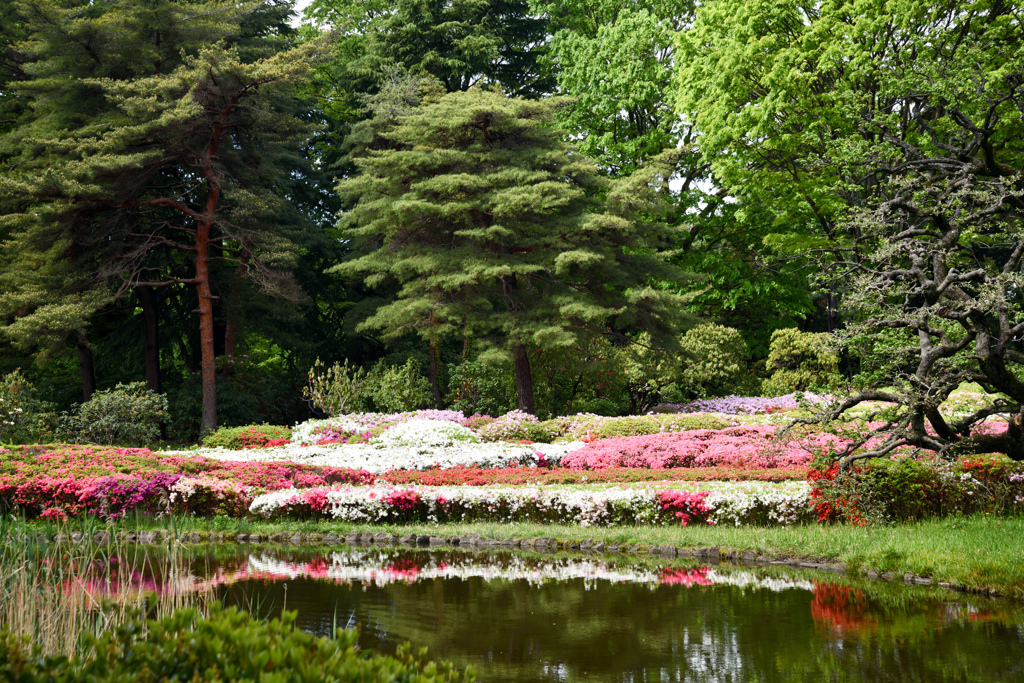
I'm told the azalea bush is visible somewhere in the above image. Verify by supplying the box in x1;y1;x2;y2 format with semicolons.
249;481;814;527
197;438;569;474
370;419;479;448
808;455;1024;525
291;410;466;445
477;409;554;443
561;425;845;471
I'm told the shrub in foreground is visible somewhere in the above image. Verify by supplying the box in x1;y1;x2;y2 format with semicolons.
808;455;1024;525
0;604;474;682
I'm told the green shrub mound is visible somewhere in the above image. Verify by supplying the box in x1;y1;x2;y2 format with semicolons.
61;382;167;447
541;413;733;441
762;328;841;396
203;424;293;449
0;604;475;682
677;323;752;398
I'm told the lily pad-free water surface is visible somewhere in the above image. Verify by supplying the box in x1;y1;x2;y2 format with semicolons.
171;545;1022;683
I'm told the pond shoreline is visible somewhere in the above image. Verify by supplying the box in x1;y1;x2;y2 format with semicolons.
35;521;1020;600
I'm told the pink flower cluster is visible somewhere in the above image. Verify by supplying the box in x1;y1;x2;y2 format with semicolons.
561;426;847;470
657;490;711;526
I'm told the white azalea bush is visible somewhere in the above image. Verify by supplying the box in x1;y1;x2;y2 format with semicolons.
248;481;813;527
370;419;479;448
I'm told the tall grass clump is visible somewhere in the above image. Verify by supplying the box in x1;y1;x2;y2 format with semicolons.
0;516;210;659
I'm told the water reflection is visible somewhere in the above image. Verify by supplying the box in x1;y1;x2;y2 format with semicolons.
176;546;1022;683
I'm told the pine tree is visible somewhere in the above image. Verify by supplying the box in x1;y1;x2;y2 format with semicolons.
333;87;689;412
0;0;330;430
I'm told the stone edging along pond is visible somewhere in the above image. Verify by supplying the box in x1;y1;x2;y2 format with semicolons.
47;528;1009;600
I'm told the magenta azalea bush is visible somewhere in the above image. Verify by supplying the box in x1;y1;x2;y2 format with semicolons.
561;426;846;470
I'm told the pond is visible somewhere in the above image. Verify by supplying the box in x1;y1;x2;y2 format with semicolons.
129;544;1023;683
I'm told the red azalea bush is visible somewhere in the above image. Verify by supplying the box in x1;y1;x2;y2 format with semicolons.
379;465;806;486
0;444;374;519
561;425;845;470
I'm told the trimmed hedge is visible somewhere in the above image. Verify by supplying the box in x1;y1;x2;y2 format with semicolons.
0;604;475;682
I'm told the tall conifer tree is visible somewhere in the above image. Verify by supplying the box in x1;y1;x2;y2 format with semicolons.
334;87;688;412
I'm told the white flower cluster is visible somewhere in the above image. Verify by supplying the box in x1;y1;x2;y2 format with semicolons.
248;481;813;527
370;418;480;448
191;437;581;474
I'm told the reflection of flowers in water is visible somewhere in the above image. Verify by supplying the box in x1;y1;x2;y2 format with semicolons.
384;558;422;582
811;581;875;636
660;567;712;586
232;551;816;594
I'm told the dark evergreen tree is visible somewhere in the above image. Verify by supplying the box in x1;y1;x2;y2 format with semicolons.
334;87;690;412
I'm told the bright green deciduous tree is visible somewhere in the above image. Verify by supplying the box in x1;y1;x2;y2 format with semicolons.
676;0;1024;461
333;87;690;413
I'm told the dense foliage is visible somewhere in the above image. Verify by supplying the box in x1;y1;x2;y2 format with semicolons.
0;604;475;682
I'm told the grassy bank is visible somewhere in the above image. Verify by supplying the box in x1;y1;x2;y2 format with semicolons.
104;513;1024;599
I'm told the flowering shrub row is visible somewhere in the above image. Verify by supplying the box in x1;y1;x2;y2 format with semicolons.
808;455;1024;525
195;439;578;474
286;409;736;448
0;445;373;519
561;425;845;471
248;481;813;527
291;410;466;445
379;465;807;486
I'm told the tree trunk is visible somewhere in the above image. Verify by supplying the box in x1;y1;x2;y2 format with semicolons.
75;331;96;402
512;343;535;414
429;339;443;408
196;221;217;432
137;287;161;393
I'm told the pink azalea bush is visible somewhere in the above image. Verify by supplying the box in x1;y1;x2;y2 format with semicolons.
561;425;847;470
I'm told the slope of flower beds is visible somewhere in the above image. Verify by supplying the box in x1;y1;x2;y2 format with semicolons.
0;445;372;519
248;481;813;527
561;425;846;470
